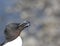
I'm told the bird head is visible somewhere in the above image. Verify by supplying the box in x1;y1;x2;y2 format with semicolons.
4;20;30;42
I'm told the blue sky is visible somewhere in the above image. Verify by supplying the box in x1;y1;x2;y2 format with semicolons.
0;0;21;44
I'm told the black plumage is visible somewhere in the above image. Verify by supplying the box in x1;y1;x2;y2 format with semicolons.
1;21;30;46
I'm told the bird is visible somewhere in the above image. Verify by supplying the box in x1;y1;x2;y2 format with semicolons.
0;21;30;46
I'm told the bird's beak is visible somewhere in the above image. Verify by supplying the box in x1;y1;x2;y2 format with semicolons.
17;21;30;32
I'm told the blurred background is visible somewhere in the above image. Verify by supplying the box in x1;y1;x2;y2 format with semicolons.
0;0;60;46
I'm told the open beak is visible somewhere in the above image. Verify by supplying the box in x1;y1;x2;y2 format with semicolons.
17;21;30;31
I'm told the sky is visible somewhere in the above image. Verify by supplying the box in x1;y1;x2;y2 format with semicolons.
0;0;22;45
